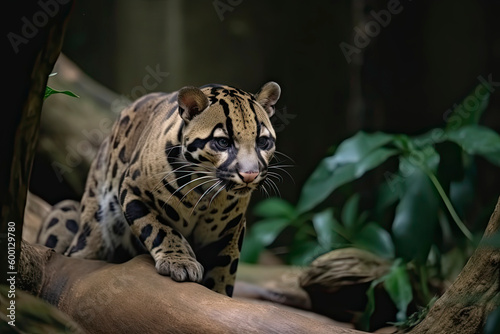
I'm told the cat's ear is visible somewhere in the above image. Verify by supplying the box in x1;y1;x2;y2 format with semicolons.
178;87;210;122
255;82;281;117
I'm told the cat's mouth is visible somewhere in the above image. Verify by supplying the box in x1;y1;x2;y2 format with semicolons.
224;181;256;196
231;185;253;193
188;175;255;199
212;169;268;197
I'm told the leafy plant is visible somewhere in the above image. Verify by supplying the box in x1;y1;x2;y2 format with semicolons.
242;82;500;327
359;259;414;330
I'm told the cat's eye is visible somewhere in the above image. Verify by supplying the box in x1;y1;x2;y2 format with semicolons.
214;137;230;150
257;136;271;149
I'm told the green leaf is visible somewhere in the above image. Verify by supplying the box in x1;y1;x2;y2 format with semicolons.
297;136;398;214
358;275;387;331
359;259;413;330
449;160;476;218
240;233;264;263
45;86;79;100
353;148;399;177
287;240;325;266
341;193;360;230
392;134;413;152
312;208;336;249
375;181;400;219
392;154;441;262
332;131;395;165
446;125;500;166
412;128;447;148
354;222;395;259
240;217;292;263
407;144;441;171
296;162;352;214
249;217;291;246
253;198;296;219
384;261;413;322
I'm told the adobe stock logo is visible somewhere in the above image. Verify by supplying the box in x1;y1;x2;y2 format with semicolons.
7;0;71;54
339;0;411;64
212;0;243;21
110;65;169;114
272;107;296;133
51;64;169;183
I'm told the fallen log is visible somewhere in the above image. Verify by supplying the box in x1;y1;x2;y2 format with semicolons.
18;241;366;334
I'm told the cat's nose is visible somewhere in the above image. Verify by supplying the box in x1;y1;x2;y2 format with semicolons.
238;171;259;183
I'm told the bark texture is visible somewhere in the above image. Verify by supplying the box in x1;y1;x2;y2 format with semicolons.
408;196;500;334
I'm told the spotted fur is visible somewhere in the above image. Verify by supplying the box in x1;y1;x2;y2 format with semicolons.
37;82;281;295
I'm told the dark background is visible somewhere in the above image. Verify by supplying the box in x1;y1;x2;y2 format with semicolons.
30;0;500;218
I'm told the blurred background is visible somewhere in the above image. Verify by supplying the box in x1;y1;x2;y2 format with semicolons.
32;0;500;209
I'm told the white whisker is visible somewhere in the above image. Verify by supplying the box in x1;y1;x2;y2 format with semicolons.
176;177;218;209
209;183;226;208
269;166;294;184
267;171;283;182
273;150;295;164
268;164;294;168
260;182;271;198
164;175;214;207
190;180;222;216
264;179;281;198
152;163;195;192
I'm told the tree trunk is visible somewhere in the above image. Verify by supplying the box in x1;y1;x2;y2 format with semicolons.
408;196;500;334
0;1;74;284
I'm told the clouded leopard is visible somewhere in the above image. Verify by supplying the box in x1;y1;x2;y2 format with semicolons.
38;82;281;296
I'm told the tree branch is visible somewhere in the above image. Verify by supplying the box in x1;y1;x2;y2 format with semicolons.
409;196;500;334
1;1;74;283
18;241;366;334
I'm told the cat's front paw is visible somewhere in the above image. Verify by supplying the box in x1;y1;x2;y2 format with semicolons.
155;255;204;282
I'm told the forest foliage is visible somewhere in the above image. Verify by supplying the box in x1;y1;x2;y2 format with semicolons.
242;82;500;329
